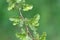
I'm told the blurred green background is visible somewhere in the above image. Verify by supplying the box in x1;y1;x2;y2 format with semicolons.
0;0;60;40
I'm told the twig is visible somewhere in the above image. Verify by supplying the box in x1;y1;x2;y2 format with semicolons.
19;8;24;19
26;26;34;40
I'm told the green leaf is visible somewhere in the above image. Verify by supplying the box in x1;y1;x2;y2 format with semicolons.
9;18;20;25
9;18;20;22
21;28;26;34
25;35;32;40
19;19;24;27
23;4;33;11
16;0;22;3
33;33;40;40
29;14;40;27
13;22;18;25
16;33;26;39
8;3;15;11
40;32;47;40
35;23;39;26
7;0;11;3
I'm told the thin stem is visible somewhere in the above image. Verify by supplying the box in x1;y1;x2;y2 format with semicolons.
19;8;24;19
26;26;34;40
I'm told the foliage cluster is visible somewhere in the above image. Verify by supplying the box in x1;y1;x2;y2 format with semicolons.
7;0;47;40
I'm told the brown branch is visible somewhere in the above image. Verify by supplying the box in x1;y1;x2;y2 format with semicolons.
26;26;34;40
19;8;24;19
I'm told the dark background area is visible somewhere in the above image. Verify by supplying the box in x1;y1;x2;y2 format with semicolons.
0;0;60;40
